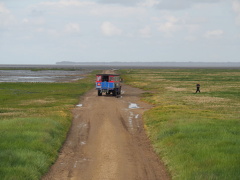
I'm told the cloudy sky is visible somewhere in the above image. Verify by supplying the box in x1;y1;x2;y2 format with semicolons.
0;0;240;64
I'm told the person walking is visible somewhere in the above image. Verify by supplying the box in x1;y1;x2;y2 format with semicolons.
196;83;200;93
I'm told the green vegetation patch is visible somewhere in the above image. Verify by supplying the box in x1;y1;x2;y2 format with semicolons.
119;69;240;180
0;71;97;180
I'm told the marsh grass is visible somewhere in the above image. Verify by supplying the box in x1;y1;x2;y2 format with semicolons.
120;69;240;180
0;71;97;180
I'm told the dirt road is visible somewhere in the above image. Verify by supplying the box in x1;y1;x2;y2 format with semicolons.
42;82;169;180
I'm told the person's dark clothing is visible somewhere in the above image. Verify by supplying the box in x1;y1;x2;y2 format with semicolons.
196;84;200;93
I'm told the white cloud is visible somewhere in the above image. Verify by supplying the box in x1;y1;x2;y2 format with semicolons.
98;0;142;6
232;0;240;25
157;0;220;10
97;0;219;8
22;17;45;26
158;21;180;36
48;29;60;36
0;3;9;13
39;0;96;7
36;28;45;33
139;25;152;37
36;28;60;37
37;0;146;18
204;30;224;38
233;0;240;12
155;14;201;38
0;3;15;28
185;36;197;42
157;16;182;37
185;24;200;33
138;0;160;7
65;23;81;33
90;5;146;17
101;21;122;36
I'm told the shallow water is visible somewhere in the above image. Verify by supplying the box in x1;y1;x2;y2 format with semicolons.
0;70;88;82
129;103;140;109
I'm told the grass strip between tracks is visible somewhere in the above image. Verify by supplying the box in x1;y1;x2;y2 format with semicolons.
119;69;240;180
0;71;98;180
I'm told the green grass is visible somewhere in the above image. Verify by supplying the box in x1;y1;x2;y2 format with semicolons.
0;71;98;180
119;69;240;180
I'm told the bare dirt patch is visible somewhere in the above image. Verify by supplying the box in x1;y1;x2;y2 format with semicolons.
42;83;170;180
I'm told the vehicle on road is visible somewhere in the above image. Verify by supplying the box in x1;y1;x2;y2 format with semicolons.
96;74;121;96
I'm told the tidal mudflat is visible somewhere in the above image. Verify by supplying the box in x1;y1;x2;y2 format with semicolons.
0;69;89;82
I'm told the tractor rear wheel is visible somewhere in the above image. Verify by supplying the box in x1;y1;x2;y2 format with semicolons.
118;87;121;95
112;89;116;96
98;90;102;96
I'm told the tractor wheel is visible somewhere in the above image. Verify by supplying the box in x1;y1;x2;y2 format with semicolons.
118;87;121;95
98;90;102;96
112;89;116;96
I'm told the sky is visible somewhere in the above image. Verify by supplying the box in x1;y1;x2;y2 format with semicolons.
0;0;240;64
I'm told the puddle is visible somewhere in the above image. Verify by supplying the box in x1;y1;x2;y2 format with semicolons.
74;158;90;168
128;112;134;130
129;103;140;109
128;112;140;132
74;161;78;168
80;141;86;145
77;122;87;129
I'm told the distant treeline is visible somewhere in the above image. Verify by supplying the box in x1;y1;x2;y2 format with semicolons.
56;61;240;68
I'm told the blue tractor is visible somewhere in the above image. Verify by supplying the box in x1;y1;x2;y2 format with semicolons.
96;74;121;96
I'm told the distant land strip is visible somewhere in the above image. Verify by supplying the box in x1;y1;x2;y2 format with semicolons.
56;61;240;68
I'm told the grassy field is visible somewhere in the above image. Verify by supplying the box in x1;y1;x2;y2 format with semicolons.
119;69;240;180
0;71;97;180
